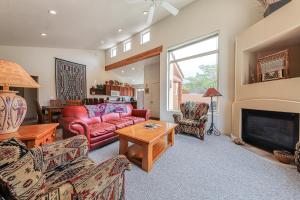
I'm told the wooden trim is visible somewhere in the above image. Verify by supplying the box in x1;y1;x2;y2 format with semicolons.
105;46;163;71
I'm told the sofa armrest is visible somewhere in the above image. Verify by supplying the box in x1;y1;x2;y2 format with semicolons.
70;155;131;199
132;109;151;120
173;113;182;123
31;135;89;173
61;117;91;139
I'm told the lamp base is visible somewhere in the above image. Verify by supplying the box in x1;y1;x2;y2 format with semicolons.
0;91;27;134
206;123;221;136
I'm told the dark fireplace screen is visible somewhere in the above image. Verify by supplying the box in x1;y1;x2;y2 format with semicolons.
242;109;299;152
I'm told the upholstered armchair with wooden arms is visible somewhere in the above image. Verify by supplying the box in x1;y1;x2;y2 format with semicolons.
173;101;209;140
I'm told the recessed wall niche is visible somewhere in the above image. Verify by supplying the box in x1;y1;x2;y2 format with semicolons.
242;26;300;85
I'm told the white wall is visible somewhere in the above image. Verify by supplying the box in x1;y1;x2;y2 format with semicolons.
0;45;118;106
105;0;264;134
144;60;160;118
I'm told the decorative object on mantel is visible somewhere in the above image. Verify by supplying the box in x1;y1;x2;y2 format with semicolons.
256;49;289;82
273;150;295;164
232;137;246;146
258;0;292;17
55;58;87;100
0;60;40;134
203;88;222;136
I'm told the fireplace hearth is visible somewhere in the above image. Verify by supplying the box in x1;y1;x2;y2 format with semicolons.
242;109;299;153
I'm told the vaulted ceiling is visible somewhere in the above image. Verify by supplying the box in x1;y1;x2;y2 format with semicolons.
0;0;196;50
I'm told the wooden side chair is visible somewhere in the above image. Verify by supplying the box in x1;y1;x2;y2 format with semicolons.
35;101;60;124
66;100;83;106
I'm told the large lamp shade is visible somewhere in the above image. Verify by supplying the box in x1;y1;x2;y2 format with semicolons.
0;60;40;134
203;88;222;97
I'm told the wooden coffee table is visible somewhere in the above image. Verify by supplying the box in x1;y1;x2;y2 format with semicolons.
116;120;177;172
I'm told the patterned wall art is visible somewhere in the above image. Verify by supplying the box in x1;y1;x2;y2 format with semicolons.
55;58;87;100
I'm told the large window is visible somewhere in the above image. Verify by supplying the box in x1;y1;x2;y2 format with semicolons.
167;34;219;111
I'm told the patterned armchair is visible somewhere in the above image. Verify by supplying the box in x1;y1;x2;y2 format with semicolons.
173;101;209;140
0;135;130;200
295;142;300;172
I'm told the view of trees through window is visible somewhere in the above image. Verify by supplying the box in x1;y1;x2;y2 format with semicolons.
168;34;219;111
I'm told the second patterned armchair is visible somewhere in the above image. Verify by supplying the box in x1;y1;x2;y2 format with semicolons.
173;101;209;140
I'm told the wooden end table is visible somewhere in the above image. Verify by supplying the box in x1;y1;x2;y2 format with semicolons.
116;120;177;172
0;123;59;148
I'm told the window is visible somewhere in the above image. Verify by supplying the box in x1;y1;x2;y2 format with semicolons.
141;31;150;44
167;34;219;111
124;41;131;52
111;47;117;58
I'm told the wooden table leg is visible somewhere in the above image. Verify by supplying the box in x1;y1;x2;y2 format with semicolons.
48;110;52;123
168;128;175;146
119;136;128;155
142;143;153;172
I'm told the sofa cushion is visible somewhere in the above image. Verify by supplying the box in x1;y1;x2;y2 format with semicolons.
106;118;134;129
90;123;116;138
119;104;133;117
179;119;201;127
123;116;145;124
101;113;120;122
0;138;44;200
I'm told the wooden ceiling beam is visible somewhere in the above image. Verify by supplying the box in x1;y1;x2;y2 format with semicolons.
105;46;163;71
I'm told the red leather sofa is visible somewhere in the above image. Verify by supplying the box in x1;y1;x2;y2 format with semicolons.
61;104;150;150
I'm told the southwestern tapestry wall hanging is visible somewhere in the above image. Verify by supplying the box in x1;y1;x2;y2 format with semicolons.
55;58;87;100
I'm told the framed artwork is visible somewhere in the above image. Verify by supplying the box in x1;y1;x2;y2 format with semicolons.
256;49;289;82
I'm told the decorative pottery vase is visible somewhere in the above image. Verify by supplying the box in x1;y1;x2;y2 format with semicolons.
0;91;27;134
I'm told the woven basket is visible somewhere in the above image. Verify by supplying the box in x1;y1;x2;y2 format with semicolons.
273;150;295;164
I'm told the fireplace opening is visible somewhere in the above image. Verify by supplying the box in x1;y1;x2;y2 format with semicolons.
242;109;299;153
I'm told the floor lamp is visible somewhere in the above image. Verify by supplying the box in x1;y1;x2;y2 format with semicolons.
203;88;222;136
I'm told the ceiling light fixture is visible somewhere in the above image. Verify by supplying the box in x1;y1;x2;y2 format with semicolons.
117;28;123;32
48;10;57;15
143;11;148;15
40;33;47;37
131;67;135;70
121;70;125;73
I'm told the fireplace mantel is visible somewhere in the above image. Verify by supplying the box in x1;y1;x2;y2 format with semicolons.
232;0;300;140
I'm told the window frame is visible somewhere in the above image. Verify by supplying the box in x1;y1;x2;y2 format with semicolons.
111;47;117;58
166;32;220;112
123;40;132;52
141;31;151;45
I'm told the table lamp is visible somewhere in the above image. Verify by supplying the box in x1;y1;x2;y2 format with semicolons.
203;88;222;136
0;60;40;134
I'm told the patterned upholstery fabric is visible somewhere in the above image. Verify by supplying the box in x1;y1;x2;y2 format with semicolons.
70;155;130;200
1;135;131;200
173;102;209;140
0;138;44;200
295;142;300;172
37;135;89;173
